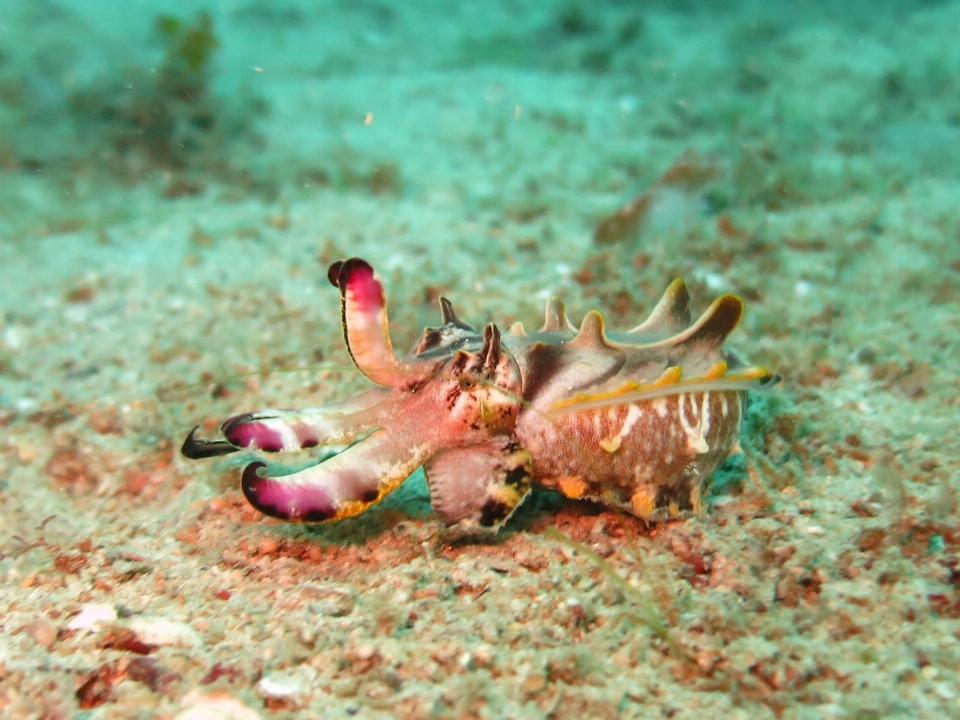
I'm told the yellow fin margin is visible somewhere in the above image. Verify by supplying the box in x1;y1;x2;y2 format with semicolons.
548;364;776;417
549;365;682;413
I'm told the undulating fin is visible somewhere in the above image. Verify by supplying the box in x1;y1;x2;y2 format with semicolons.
327;258;407;387
547;365;777;417
549;365;681;413
704;360;728;380
570;311;612;350
241;429;433;523
644;295;744;356
540;298;576;332
653;364;685;386
508;321;527;337
628;278;691;334
425;437;533;532
220;390;387;453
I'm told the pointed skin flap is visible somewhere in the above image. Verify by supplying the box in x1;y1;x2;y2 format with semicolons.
570;310;612;350
508;321;527;337
629;278;691;335
643;294;743;356
438;296;462;325
480;323;503;374
328;258;407;387
410;295;479;356
541;298;575;332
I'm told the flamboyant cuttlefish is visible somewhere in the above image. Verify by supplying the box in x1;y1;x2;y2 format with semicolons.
182;258;776;532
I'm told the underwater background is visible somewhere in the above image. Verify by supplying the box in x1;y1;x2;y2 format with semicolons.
2;0;960;717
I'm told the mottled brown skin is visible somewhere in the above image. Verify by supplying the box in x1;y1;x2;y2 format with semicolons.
498;297;755;522
519;392;743;521
182;259;776;532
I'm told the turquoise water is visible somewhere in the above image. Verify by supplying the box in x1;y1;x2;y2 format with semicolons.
2;1;959;718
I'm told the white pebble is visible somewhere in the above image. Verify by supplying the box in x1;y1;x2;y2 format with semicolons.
67;603;117;631
127;617;202;648
176;690;262;720
693;269;730;291
355;643;376;661
256;673;302;700
14;398;39;413
3;326;22;349
64;305;89;323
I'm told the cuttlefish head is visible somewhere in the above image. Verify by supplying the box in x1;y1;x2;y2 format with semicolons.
326;258;522;428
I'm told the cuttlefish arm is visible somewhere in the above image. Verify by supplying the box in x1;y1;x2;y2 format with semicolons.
243;321;527;528
184;257;531;531
242;429;434;522
425;437;533;533
181;387;389;459
181;428;238;459
183;258;417;461
327;258;411;388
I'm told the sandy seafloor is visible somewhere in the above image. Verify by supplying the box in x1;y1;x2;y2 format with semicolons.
2;0;960;717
